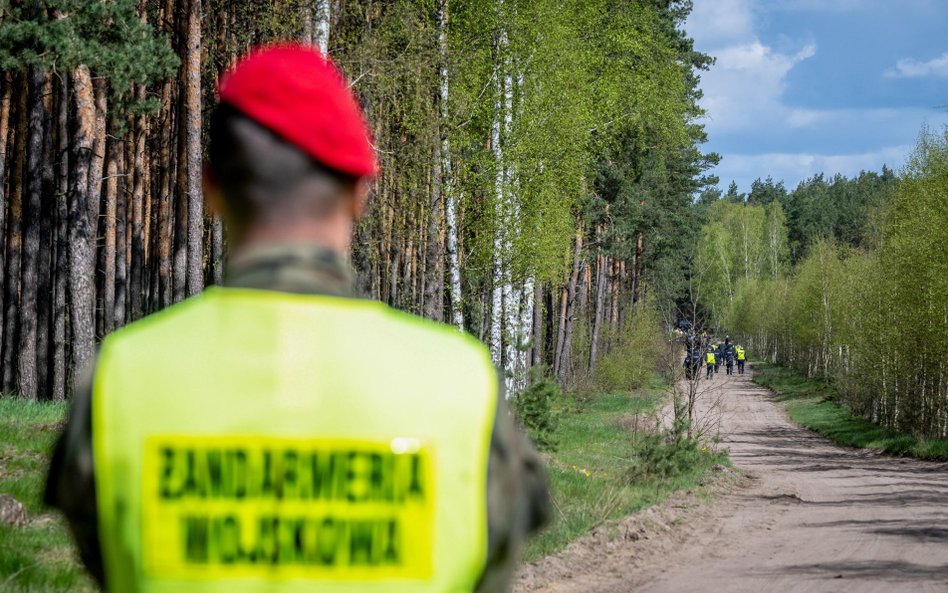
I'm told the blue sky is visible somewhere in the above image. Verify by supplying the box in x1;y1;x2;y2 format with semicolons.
686;0;948;193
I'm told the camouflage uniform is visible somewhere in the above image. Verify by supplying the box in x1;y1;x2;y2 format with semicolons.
46;243;550;591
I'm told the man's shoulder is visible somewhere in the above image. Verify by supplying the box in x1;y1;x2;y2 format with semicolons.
102;294;213;349
375;304;490;360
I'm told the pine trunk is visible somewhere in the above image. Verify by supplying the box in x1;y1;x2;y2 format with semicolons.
0;73;11;375
556;224;583;382
423;133;444;321
67;65;98;379
102;138;118;332
2;76;27;393
589;252;607;372
17;66;46;399
184;0;204;296
50;73;69;400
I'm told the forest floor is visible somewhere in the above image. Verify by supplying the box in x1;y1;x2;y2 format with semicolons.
0;400;96;592
513;365;948;593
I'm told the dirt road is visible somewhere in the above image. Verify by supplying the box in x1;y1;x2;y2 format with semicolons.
516;368;948;593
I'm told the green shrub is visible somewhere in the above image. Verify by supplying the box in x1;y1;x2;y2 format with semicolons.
627;433;707;482
593;304;664;394
512;366;560;452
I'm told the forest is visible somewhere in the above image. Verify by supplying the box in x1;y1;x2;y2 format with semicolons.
0;0;717;401
694;130;948;439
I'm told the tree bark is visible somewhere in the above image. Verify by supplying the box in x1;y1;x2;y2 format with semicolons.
17;66;46;399
130;107;147;319
50;72;69;400
423;131;444;321
531;281;542;368
633;231;644;304
35;74;55;399
184;0;204;297
0;73;11;377
439;0;463;331
113;143;128;328
2;75;27;393
556;223;582;382
68;65;98;379
589;252;607;373
102;137;118;332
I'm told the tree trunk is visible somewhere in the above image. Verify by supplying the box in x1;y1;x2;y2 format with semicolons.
129;107;147;319
17;66;46;399
2;75;27;394
36;74;55;399
556;223;582;382
633;232;644;304
113;143;128;328
102;138;118;332
0;73;11;380
184;0;204;297
423;133;444;321
210;215;224;285
439;0;463;331
50;72;69;400
531;281;542;368
589;252;607;373
316;0;331;53
68;65;98;380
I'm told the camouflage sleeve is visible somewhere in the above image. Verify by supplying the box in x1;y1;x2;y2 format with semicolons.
44;361;105;588
476;375;551;593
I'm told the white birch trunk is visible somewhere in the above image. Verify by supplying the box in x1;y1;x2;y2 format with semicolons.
500;38;518;394
316;0;330;54
440;0;464;331
489;73;504;368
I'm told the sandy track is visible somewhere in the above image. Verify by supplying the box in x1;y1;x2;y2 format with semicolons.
516;368;948;593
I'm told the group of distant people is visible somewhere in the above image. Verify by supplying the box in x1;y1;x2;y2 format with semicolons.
681;331;746;380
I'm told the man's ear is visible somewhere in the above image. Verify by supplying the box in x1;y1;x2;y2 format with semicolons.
203;166;223;216
350;178;372;220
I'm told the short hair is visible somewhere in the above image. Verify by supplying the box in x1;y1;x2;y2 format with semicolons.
207;103;359;230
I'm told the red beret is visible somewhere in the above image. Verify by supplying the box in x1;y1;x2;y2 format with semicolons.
218;43;377;179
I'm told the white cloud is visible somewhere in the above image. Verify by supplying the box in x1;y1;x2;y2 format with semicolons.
769;0;870;12
717;145;913;191
688;0;755;46
886;52;948;78
696;40;818;134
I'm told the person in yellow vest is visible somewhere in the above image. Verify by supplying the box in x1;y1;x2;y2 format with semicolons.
736;345;747;375
705;345;716;380
45;44;549;593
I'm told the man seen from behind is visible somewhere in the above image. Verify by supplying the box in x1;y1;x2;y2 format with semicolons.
45;44;549;593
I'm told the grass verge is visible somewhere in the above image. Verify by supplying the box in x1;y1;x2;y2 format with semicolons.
0;399;96;592
524;376;726;560
752;362;948;461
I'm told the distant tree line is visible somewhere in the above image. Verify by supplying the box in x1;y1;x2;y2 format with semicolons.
698;129;948;439
0;0;716;400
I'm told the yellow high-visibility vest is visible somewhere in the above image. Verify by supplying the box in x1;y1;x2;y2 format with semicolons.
737;348;746;361
706;352;716;365
93;287;497;593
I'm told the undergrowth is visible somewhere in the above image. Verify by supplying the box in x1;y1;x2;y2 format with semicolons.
753;362;948;461
525;375;726;560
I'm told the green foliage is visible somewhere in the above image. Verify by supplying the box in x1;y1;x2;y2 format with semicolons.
694;200;790;324
628;433;707;482
720;126;948;440
782;169;896;261
0;0;178;113
512;367;560;452
526;388;724;560
754;363;948;461
594;303;665;394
